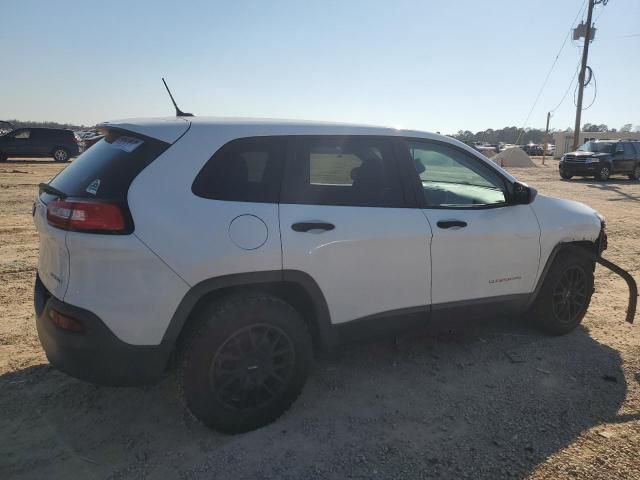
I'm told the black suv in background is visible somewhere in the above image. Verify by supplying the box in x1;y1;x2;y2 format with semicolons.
0;128;81;162
559;140;640;181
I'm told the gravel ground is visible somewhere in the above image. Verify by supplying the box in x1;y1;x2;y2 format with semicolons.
1;157;639;479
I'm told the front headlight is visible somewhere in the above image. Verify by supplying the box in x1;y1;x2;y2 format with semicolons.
560;155;566;163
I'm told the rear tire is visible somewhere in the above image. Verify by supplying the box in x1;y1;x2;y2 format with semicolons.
53;148;69;162
529;247;594;335
179;292;313;433
595;165;610;181
628;164;640;181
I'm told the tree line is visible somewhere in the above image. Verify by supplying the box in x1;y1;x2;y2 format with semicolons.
452;123;639;145
1;119;86;130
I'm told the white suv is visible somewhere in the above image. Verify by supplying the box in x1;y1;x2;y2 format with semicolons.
34;117;621;433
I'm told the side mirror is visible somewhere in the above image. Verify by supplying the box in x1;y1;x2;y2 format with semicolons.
512;182;537;205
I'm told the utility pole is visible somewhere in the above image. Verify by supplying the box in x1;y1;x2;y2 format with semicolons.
542;111;551;165
572;0;596;150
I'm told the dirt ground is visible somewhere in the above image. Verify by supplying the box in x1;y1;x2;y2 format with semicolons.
1;157;640;480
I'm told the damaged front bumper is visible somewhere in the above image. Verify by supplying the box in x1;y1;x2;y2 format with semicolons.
594;256;637;324
586;222;637;324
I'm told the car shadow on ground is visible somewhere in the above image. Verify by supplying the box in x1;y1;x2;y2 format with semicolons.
1;159;73;165
562;177;636;186
0;316;629;479
584;183;640;202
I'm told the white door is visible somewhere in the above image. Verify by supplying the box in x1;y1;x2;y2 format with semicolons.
402;139;540;305
279;136;432;325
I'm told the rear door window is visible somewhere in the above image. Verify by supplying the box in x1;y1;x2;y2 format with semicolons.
43;129;169;202
623;142;636;156
14;129;31;139
281;136;405;208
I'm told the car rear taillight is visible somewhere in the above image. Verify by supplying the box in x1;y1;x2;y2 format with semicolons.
46;199;126;233
49;309;84;332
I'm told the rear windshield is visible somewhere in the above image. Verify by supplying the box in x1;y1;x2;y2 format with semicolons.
578;142;614;154
43;130;169;201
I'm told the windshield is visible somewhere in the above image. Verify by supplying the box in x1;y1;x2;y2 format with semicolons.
578;142;614;154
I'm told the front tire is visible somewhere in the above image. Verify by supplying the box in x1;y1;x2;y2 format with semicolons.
53;148;69;162
180;293;313;433
560;171;573;180
595;165;610;181
628;164;640;181
530;247;594;335
0;151;6;162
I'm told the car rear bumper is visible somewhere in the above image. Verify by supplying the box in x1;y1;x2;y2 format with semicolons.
34;274;170;386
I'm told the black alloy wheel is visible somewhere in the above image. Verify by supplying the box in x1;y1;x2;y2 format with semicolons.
209;324;295;411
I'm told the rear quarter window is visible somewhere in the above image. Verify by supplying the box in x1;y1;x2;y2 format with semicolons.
192;136;285;203
44;130;169;201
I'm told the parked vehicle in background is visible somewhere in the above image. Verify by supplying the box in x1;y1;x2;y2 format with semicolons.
81;134;105;150
469;142;499;154
0;128;81;162
522;144;544;156
34;117;621;433
559;140;640;181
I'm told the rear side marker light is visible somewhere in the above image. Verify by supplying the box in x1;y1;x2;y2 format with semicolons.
47;199;125;233
49;309;84;333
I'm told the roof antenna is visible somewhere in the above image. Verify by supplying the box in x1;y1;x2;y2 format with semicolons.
162;78;194;117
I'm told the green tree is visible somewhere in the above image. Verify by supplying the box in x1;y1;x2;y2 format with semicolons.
582;123;610;132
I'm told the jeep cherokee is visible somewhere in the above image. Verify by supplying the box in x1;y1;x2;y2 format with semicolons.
33;117;632;433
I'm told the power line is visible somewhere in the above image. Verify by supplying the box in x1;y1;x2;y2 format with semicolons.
574;67;598;110
550;58;582;113
583;73;598;110
515;0;588;144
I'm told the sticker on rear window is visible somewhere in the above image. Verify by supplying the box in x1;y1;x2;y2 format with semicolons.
111;136;144;153
86;179;101;195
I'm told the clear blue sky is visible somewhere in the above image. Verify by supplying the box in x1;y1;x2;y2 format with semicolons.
1;0;638;133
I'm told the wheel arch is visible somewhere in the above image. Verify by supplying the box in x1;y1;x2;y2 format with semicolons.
600;158;614;170
527;240;598;309
164;270;334;355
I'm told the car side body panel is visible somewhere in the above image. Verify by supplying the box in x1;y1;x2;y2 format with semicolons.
63;231;190;345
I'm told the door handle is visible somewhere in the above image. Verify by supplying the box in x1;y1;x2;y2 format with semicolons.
291;222;335;233
437;220;467;229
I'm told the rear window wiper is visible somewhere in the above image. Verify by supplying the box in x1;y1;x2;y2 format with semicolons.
38;182;67;199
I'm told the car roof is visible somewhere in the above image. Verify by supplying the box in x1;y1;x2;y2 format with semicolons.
99;116;453;145
97;116;518;183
